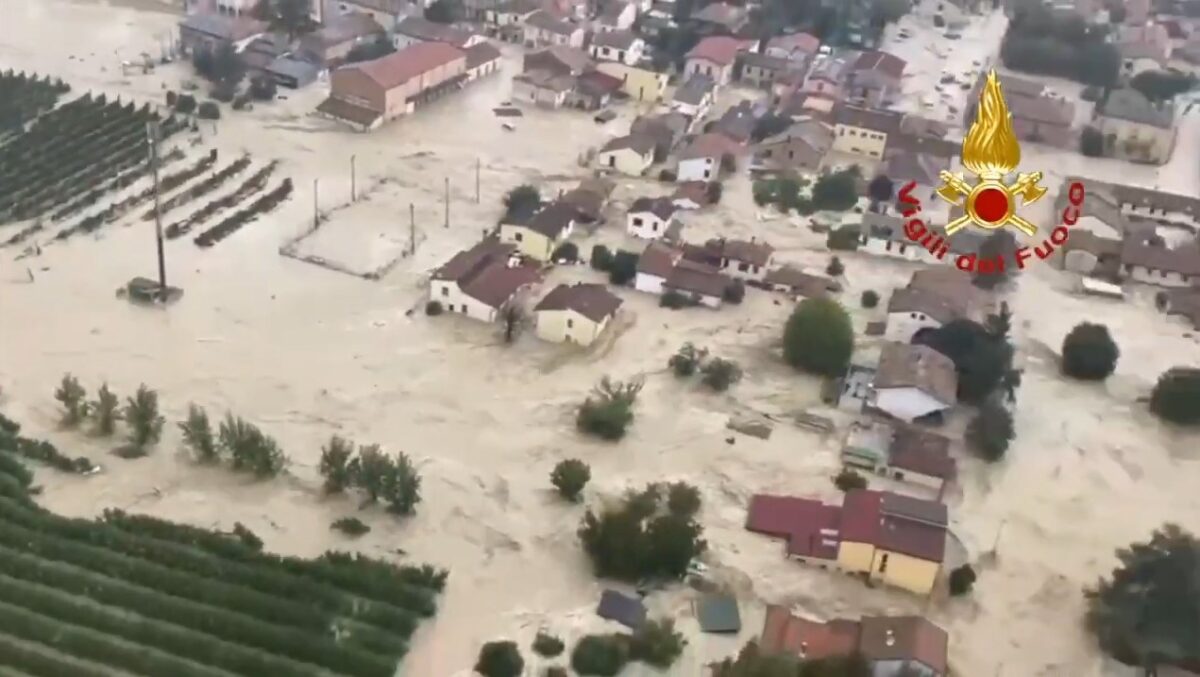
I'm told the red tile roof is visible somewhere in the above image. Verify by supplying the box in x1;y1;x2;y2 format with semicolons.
534;283;622;321
760;606;860;659
745;495;840;559
351;41;465;90
841;490;947;563
859;615;949;673
679;131;743;161
686;36;747;66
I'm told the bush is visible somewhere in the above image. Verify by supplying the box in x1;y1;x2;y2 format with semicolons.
54;374;88;427
425;300;443;316
218;414;287;478
812;168;859;211
91;384;120;436
833;468;867;491
381;452;422;516
179;404;217;463
752;179;777;206
550;459;591;502
211;83;237;103
577;378;643;441
475;640;524;677
197;102;221;120
629;619;686;668
552;241;579;262
231;522;263;550
701;358;742;392
826;256;844;276
232;94;251;111
319;435;356;494
123;385;165;453
722;279;745;304
665;482;701;518
331;517;371;536
861;290;879;308
175;94;197;114
532;631;565;658
966;399;1014;461
783;298;854;376
608;250;639;285
916;318;1018;403
1150;368;1200;425
504;184;540;217
578;483;706;581
658;168;677;182
1061;322;1119;381
1080;126;1105;157
590;244;613;271
571;634;630;676
826;225;861;251
660;289;689;309
668;343;707;377
949;564;977;595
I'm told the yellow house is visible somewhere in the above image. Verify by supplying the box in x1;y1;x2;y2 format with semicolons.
498;201;577;263
746;489;946;596
596;62;669;102
597;134;656;176
533;283;623;346
831;104;901;160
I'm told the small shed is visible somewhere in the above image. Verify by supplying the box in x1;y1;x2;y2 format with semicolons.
696;594;741;634
596;589;646;630
267;56;321;89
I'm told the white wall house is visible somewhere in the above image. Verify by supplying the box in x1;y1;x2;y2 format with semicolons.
677;156;720;182
431;279;500;322
626;197;681;239
588;31;645;65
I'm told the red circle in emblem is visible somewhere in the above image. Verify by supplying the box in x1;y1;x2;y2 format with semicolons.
974;188;1010;223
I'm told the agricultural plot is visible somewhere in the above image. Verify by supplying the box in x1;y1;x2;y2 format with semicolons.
281;196;415;279
0;412;445;677
0;93;183;227
0;71;70;137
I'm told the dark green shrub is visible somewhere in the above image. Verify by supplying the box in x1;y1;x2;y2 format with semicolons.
552;241;579;262
532;631;565;657
834;468;867;491
590;244;613;271
660;289;689;309
550;459;590;502
723;279;745;304
175;94;197;114
425;300;443;316
861;290;879;308
701;358;742;392
197;102;221;119
331;517;371;536
1150;368;1200;425
668;343;706;376
949;564;977;595
576;378;642;441
1061;322;1119;380
571;634;629;676
475;640;524;677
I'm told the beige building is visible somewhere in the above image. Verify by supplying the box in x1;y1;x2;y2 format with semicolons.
1095;88;1177;164
317;42;467;130
597;134;655;176
596;62;668;101
430;239;542;323
831;105;898;160
534;283;623;345
498;201;576;262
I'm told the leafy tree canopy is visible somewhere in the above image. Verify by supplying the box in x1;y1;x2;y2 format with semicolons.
1061;322;1119;381
1150;368;1200;425
578;483;706;582
783;298;854;377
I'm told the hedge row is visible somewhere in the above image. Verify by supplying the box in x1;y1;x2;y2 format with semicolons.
0;630;115;677
0;452;32;488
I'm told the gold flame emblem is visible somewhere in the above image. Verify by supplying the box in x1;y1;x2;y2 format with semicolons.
937;69;1046;236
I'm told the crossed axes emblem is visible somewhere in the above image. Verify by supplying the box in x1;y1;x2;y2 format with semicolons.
936;170;1047;236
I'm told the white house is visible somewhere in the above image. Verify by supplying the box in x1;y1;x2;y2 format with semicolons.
858;212;942;264
635;241;682;294
627;197;682;240
698;237;774;282
430;239;542;323
676;132;742;182
524;10;585;48
597;134;656;176
670;74;716;119
884;287;971;343
588;30;644;65
842;421;957;495
662;262;729;308
868;343;958;423
595;0;637;31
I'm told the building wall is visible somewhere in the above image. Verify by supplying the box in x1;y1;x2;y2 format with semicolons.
590;41;643;65
753;140;824;173
868;548;939;595
513;80;567;107
836;540;875;574
635;271;667;295
884;310;942;343
499;225;556;261
597;63;668;101
1124;264;1195;287
720;256;770;281
1097;117;1176;164
468;58;501;81
862;237;941;265
330;67;387;113
678;155;720;182
393;33;427;50
536;308;608;345
664;286;722;308
802;77;842;99
627;212;671;238
685;57;733;85
598;147;653;175
872;388;950;423
432;280;498;322
740;63;779;88
833;124;887;158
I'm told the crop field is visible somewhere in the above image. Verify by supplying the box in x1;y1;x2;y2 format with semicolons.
0;71;71;138
0;413;445;677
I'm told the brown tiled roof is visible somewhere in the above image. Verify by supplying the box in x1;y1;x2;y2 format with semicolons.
874;342;958;406
706;237;774;266
465;42;502;69
534;282;622;321
600;133;655;155
686;36;747;66
760;607;859;659
764;266;840;298
859;616;949;673
514;69;576;91
884;151;947;186
309;12;384;49
559;188;604;220
1008;92;1074;126
576;69;623;96
525;201;576;238
637;241;681;277
888;426;956;480
852;50;905;78
526;10;579;35
343;0;408;13
678;131;742;161
592;29;639;49
833;104;903;134
630;196;678;220
841;490;947;562
887;287;968;325
745;495;841;559
692;2;747;27
432;238;516;281
351;42;465;90
460;261;541;308
665;260;729;298
525;45;591;74
672;181;712;206
907;267;989;310
316;97;381;126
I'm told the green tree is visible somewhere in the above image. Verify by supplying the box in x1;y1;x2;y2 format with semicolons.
179;404;218;463
753;179;778;206
834;468;867;491
532;631;565;658
272;0;315;39
54;373;88;427
826;256;844;276
861;290;879;308
215;417;285;478
551;459;591;502
949;564;977;595
552;241;579;262
868;174;895;211
669;343;707;377
381;451;421;515
354;443;392;502
870;0;910;24
123;384;164;452
331;516;371;536
577;377;643;441
701;358;743;392
504;184;540;217
571;634;629;676
723;279;746;304
1131;69;1195;102
1061;322;1119;380
1150;368;1200;425
629;619;686;668
916;319;1016;403
1081;126;1105;157
665;481;701;518
608;250;639;285
91;383;120;436
782;298;854;377
319;435;356;494
1085;525;1200;673
425;0;464;23
966;398;1014;461
811;168;859;211
590;244;613;271
712;642;799;677
475;640;524;677
578;484;705;581
827;225;861;251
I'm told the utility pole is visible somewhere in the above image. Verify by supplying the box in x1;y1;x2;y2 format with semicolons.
350;154;357;202
475;157;480;204
312;178;319;230
147;121;166;295
409;203;415;256
443;177;449;229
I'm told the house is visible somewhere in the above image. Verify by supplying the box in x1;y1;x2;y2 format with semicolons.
760;606;949;675
676;132;742;182
832;104;900;160
430;238;541;322
630;111;689;157
964;72;1075;148
746;489;948;595
1059;229;1123;276
464;42;503;80
239;35;290;73
596;0;637;31
523;10;585;48
524;45;592;75
846;50;905;108
750;119;833;174
596;590;646;630
690;2;750;35
635;241;683;294
557;177;614;223
534;283;623;345
693;237;775;281
392;15;476;49
498;200;576;261
859;213;942;266
1120;235;1200;287
684;36;751;85
842;421;957;495
882;151;949;210
588;30;644;64
737;51;808;89
336;0;410;26
178;12;268;56
663;259;732;308
711;100;764;144
671;181;714;210
485;0;540;40
267;56;322;88
1099;180;1200;229
597;134;656;175
316;41;467;130
300;12;386;66
670;73;716;119
1118;22;1172;75
569;70;623;109
764;266;841;299
597;62;669;101
801;53;854;99
627;197;683;240
512;69;575;107
868;343;958;423
1095;88;1177;164
766;32;821;60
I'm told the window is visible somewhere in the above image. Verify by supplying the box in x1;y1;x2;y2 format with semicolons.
788;150;794;159
651;222;659;232
703;169;711;179
514;232;523;242
738;262;749;272
878;553;889;573
567;318;574;328
633;217;643;226
440;287;449;297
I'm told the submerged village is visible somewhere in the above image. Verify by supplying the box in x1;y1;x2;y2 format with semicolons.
2;0;1200;674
